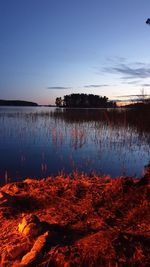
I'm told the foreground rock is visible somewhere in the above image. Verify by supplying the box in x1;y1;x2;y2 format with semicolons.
0;174;149;267
21;231;49;266
18;214;42;237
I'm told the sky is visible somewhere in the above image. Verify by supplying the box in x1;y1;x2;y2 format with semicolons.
0;0;150;105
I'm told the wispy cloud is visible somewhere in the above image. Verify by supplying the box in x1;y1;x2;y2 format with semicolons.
142;83;150;87
116;98;148;103
122;80;140;85
106;56;126;63
84;84;109;88
115;65;150;79
103;59;150;80
122;80;150;87
47;86;71;90
117;94;150;98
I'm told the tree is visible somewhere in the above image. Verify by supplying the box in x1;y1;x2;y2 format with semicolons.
55;97;62;107
56;94;116;108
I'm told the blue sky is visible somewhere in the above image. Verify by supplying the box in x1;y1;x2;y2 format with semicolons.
0;0;150;104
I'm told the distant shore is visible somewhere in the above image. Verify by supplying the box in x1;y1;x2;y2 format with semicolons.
0;99;38;106
0;173;149;266
1;98;150;109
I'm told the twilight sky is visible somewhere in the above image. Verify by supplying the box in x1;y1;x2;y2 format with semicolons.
0;0;150;105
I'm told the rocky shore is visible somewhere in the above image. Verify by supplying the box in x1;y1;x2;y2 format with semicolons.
0;173;149;267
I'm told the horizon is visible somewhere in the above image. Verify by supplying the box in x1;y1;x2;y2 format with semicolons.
0;0;150;105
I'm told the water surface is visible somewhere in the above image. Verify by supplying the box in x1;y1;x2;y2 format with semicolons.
0;106;150;184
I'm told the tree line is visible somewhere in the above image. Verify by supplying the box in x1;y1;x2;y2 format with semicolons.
55;94;116;108
0;100;38;106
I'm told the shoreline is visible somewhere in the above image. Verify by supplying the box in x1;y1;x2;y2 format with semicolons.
0;174;149;266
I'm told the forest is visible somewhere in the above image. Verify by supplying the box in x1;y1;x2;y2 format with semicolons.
55;94;116;108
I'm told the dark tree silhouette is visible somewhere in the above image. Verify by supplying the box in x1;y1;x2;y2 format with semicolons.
56;94;116;108
146;18;150;25
55;97;62;107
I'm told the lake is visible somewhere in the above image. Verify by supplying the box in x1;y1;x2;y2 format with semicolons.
0;106;150;184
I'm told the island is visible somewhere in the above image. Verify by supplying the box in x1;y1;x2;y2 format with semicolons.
0;100;38;106
55;94;117;108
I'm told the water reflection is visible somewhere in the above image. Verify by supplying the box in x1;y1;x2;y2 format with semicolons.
0;107;150;184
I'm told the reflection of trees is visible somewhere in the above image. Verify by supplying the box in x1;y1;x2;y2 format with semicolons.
49;107;150;135
51;128;64;147
47;108;150;157
70;127;86;149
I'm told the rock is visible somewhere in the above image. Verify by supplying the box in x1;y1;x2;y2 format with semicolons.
21;250;37;266
24;178;35;184
1;243;30;267
12;263;23;267
122;177;134;186
21;232;49;266
6;243;30;259
0;191;9;200
22;223;40;237
18;214;42;237
2;183;27;194
0;191;13;207
32;231;49;253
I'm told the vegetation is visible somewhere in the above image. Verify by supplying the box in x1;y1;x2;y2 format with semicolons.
48;106;150;135
0;171;149;266
0;99;38;106
1;107;150;181
124;98;150;109
55;94;116;108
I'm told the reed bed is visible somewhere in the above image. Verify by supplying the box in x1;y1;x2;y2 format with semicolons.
0;107;150;183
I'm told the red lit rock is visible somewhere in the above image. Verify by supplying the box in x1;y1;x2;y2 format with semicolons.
18;214;42;237
21;231;49;266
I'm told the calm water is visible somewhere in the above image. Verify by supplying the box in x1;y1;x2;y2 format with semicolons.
0;106;150;184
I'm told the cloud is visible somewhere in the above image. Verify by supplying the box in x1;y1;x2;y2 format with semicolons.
115;99;132;102
106;56;126;63
122;80;140;85
117;94;150;98
122;80;150;87
47;86;70;90
115;65;150;79
117;98;147;103
103;60;150;80
84;84;109;88
142;83;150;87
